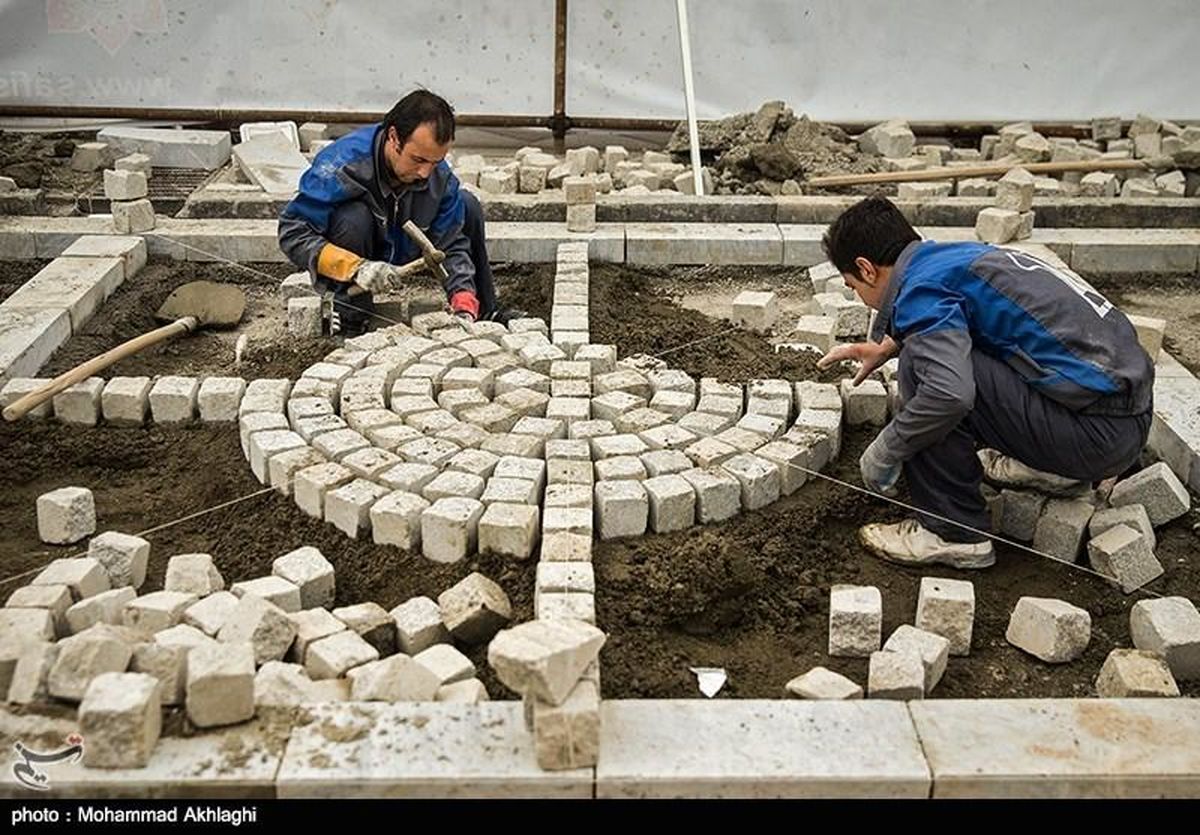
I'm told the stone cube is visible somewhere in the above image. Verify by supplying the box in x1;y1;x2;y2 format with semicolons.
33;556;109;601
999;490;1046;541
1095;649;1179;698
479;502;540;559
1109;462;1190;526
1086;524;1163;593
680;468;741;523
390;596;449;655
87;531;150;589
438;572;512;644
103;168;148;200
182;591;239;637
305;630;379;680
79;672;161;767
287;296;323;337
286;608;346;665
112;198;156;233
6;642;59;704
422;470;485;502
413;643;475;686
36;486;95;545
347;654;442;702
293;462;355;519
65;587;137;634
130;642;188;705
123;590;196;633
1130;597;1200;681
868;650;925;700
488;619;605;705
332;602;397;657
48;625;134;702
731;291;779;333
218;595;297;665
1032;498;1094;562
268;446;326;495
915;577;975;656
53;377;104;426
975;207;1021;244
148;375;199;424
100;376;152;426
594;480;648;539
840;379;888;426
785;666;863;700
270;546;334;609
437;678;489;703
6;584;72;638
1089;504;1156;551
995;167;1035;211
370;490;430;552
720;453;780;510
882;625;950;693
532;677;600;770
829;584;882;657
1005;596;1091;663
421;497;485;563
186;642;255;727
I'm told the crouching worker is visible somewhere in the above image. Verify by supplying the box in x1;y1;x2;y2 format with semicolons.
818;196;1154;569
278;89;523;336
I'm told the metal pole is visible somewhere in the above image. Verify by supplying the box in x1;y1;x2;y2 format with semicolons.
675;0;704;195
552;0;569;143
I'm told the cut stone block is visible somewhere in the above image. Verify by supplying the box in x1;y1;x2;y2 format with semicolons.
999;490;1047;541
148;375;199;424
868;650;925;700
70;141;112;171
488;619;605;706
155;622;219;653
438;572;512;644
293;462;355;519
680;468;741;523
47;625;135;702
182;591;239;637
720;453;781;510
108;197;155;233
1095;649;1179;698
840;379;888;426
391;596;450;656
1005;596;1091;663
1108;462;1190;526
98;126;231;170
0;378;54;419
829;584;883;657
6;584;72;638
975;207;1021;244
421;497;485;563
32;556;109;601
79;672;161;767
123;590;197;633
186;641;255;728
995;167;1036;211
65;587;137;634
1086;524;1164;593
437;678;490;703
6;641;59;704
333;602;397;657
348;654;442;702
323;478;390;539
532;678;601;771
1089;504;1156;551
732;291;779;332
785;667;863;700
1031;498;1094;562
305;630;379;680
100;376;152;426
882;625;950;694
479;502;540;559
271;546;335;609
218;594;297;665
915;577;975;656
1130;597;1200;681
794;408;842;459
87;531;150;589
36;486;95;545
158;553;225;600
286;608;345;665
595;480;649;539
130;642;188;705
813;293;870;338
370;490;430;552
103;168;148;200
413;643;476;686
641;474;697;533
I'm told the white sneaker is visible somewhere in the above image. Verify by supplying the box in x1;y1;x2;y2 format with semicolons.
860;519;996;569
977;449;1090;497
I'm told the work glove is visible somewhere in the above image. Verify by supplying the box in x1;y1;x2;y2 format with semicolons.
449;290;480;322
352;260;401;294
860;433;901;497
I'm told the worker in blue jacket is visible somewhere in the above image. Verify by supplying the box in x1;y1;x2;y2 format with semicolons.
278;90;523;335
819;196;1154;568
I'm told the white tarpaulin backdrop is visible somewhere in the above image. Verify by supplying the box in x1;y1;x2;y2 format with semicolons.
0;0;1196;121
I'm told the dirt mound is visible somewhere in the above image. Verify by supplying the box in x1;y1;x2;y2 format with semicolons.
664;101;880;195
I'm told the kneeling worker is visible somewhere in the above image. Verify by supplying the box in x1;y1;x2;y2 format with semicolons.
819;196;1154;569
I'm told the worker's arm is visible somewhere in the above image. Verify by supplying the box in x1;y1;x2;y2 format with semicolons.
874;284;976;463
424;166;479;319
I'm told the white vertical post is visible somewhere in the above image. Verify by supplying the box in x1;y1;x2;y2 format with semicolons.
675;0;704;196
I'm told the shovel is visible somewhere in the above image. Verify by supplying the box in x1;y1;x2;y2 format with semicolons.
2;281;246;422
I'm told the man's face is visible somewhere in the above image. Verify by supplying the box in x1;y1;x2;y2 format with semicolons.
385;122;451;184
842;257;890;310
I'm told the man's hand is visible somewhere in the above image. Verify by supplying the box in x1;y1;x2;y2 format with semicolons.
860;434;901;497
352;260;401;294
818;336;898;386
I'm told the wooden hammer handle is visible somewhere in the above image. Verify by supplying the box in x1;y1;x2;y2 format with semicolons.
2;317;198;422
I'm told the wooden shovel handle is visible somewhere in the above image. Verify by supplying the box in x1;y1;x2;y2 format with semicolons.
2;317;198;422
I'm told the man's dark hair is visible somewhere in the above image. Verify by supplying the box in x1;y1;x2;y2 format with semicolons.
383;89;456;147
822;195;920;278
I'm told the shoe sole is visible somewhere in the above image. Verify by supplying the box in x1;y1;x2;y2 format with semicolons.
860;533;996;570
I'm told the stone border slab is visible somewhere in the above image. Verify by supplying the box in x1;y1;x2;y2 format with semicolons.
275;702;593;798
625;223;783;265
910;699;1200;798
1149;353;1200;494
594;700;930;798
486;222;625;263
0;710;281;799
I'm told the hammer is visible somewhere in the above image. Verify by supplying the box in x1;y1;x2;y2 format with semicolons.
344;220;448;297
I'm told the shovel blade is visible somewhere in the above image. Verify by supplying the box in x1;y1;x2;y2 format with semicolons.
155;281;246;328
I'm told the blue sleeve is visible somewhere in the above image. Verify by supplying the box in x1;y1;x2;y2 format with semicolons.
277;147;359;276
